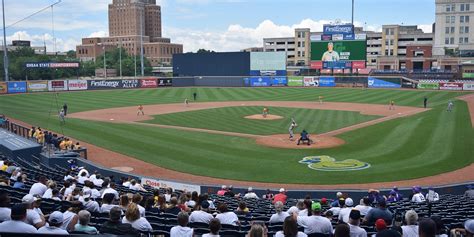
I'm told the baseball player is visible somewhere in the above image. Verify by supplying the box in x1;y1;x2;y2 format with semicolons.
137;105;145;116
447;100;454;112
59;109;66;124
289;118;297;140
319;96;324;104
389;100;395;110
185;98;189;107
262;107;269;118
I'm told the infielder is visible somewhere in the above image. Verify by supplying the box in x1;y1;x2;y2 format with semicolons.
59;109;66;124
319;96;324;104
447;100;454;112
137;105;145;116
262;107;269;118
185;98;189;107
289;118;297;140
389;100;395;110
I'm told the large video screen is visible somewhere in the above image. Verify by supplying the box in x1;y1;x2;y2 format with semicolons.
310;40;366;62
250;52;286;71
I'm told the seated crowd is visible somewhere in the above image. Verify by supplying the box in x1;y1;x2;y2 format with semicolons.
0;154;472;237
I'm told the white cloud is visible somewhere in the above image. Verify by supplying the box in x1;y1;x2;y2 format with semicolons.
418;24;433;33
6;31;79;52
88;31;109;38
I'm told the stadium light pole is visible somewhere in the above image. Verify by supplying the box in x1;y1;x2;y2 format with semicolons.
2;0;9;82
103;45;107;79
351;0;354;26
119;39;122;79
139;9;144;77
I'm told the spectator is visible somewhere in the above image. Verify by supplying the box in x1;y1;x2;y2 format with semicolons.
364;200;393;226
77;171;89;185
170;211;194;237
29;176;48;196
355;197;372;216
178;194;190;212
418;218;436;237
248;222;268;237
348;209;367;237
262;189;274;200
224;186;236;198
93;174;104;187
132;193;146;217
269;201;290;224
335;223;351;237
331;192;344;207
411;187;426;203
38;211;69;234
0;204;38;233
287;200;306;216
189;200;213;224
0;175;9;186
217;185;228;196
244;187;259;199
273;188;288;204
129;179;146;192
119;194;130;212
387;187;403;203
101;182;119;200
74;210;98;234
61;201;82;232
9;167;22;181
85;181;101;199
165;187;173;202
122;203;152;232
101;193;120;213
165;197;182;215
401;210;419;237
144;196;160;213
42;180;57;199
465;185;474;199
13;174;27;189
99;206;139;235
22;194;45;228
236;201;251;217
425;188;440;202
203;218;221;237
0;193;11;222
216;203;239;226
294;202;332;235
51;189;62;201
187;191;200;208
375;219;388;233
431;216;447;237
156;194;168;212
81;190;100;213
339;197;355;223
328;198;346;216
275;216;307;237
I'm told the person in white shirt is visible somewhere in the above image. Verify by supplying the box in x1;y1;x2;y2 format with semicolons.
216;203;239;226
275;216;307;237
287;200;306;216
132;193;146;217
328;198;346;216
42;181;57;199
63;170;76;181
0;204;38;233
355;197;372;216
102;182;119;200
77;168;89;179
202;218;221;237
426;188;440;202
101;193;120;213
122;177;132;188
401;210;419;237
348;209;367;237
93;174;104;187
81;190;100;213
22;194;45;228
244;187;259;199
339;198;355;223
77;171;89;185
294;202;333;235
170;211;194;237
411;187;426;203
0;193;11;222
190;200;214;224
122;203;152;232
129;179;146;192
61;201;82;232
29;176;48;196
270;201;290;224
38;211;69;234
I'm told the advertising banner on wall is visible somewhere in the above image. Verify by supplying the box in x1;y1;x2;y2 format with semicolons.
121;79;140;89
319;77;336;87
67;80;88;91
141;177;200;194
439;82;463;91
303;77;319;87
140;78;158;88
250;70;287;76
27;81;48;92
249;77;272;87
7;81;27;93
368;77;401;88
0;82;7;94
417;82;439;90
288;76;303;87
158;78;173;87
88;80;122;90
48;80;68;91
463;83;474;91
272;77;287;86
25;62;80;68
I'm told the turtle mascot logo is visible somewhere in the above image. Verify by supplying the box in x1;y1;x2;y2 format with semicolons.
299;156;370;171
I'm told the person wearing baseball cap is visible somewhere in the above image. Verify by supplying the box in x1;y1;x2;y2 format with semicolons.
338;197;354;223
37;211;68;234
375;219;387;232
273;188;287;204
411;186;426;203
348;209;367;237
293;202;333;235
363;199;393;226
0;204;38;233
451;219;474;237
22;194;45;228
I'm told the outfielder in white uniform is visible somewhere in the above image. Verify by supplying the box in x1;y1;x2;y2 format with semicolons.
447;100;454;112
289;118;297;140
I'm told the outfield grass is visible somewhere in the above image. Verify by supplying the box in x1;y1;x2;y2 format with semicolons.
0;87;472;184
144;106;381;135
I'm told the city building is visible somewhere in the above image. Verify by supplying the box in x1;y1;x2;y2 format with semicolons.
76;0;183;67
241;47;264;52
0;40;47;55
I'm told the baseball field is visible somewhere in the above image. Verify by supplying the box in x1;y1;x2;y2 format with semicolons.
0;87;473;186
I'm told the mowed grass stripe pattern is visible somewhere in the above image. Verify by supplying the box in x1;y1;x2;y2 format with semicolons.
144;106;381;135
0;88;472;184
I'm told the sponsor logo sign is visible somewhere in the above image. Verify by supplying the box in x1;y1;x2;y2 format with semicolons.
141;177;200;193
463;83;474;91
439;82;463;91
417;82;439;90
121;79;139;89
249;77;272;87
0;82;7;94
319;76;336;87
158;78;173;87
7;81;27;93
323;24;354;35
27;81;48;92
287;76;303;87
272;77;287;86
88;80;122;90
368;77;401;88
352;61;366;69
299;155;370;171
25;62;80;68
303;77;319;87
310;61;323;69
140;79;158;88
68;80;88;91
48;80;68;91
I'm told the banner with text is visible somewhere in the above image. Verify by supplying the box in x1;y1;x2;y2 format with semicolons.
439;82;463;91
463;83;474;91
121;79;140;89
158;78;173;87
319;77;336;87
141;177;201;194
140;79;158;88
249;77;272;87
68;80;88;91
368;77;401;88
288;76;303;87
272;77;287;86
417;82;439;90
0;82;7;94
27;81;48;92
7;81;27;94
88;80;122;90
48;80;68;91
303;77;319;87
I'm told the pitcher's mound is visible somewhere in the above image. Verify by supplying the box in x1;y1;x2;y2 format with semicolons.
256;134;345;149
245;114;283;120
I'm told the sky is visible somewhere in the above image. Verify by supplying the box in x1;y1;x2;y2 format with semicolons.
2;0;436;53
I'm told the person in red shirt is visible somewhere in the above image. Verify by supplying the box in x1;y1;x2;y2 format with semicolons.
217;185;228;196
273;188;287;204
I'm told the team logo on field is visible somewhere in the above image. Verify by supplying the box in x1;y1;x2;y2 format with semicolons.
299;156;370;171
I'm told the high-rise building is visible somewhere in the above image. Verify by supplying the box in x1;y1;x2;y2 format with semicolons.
76;0;182;67
433;0;474;56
